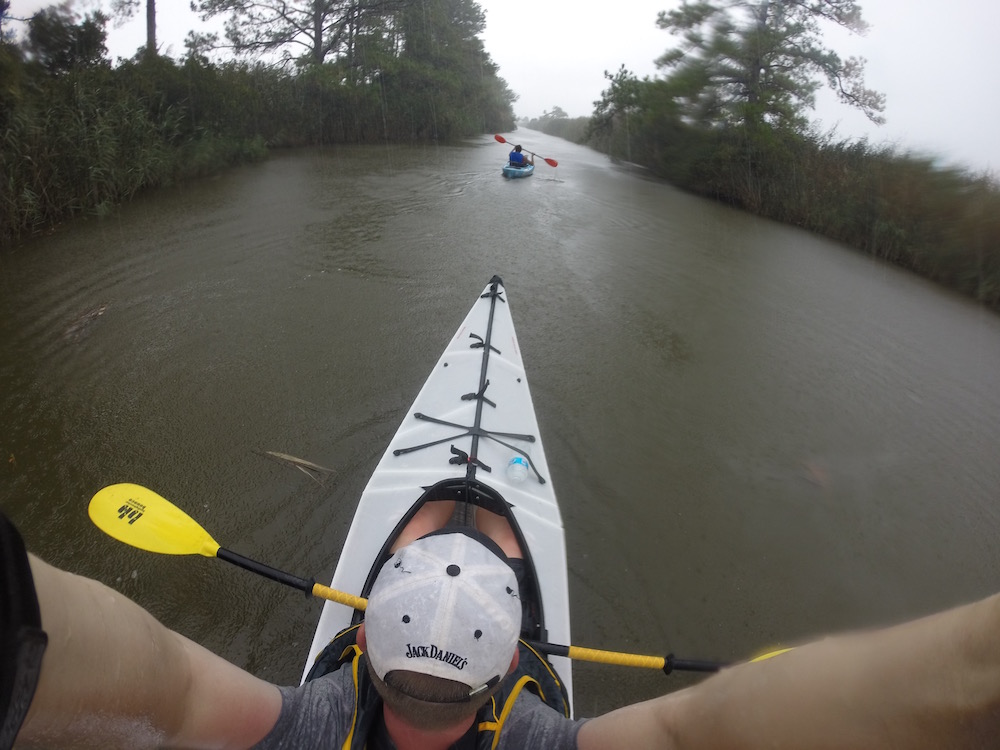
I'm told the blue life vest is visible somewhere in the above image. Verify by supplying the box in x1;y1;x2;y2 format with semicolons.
508;150;525;165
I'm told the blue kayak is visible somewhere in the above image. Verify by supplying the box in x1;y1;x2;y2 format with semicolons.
502;162;534;178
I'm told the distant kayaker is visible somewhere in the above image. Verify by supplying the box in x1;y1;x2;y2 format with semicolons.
8;509;1000;749
509;145;534;167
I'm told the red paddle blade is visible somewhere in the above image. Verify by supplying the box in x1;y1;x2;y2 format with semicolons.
544;158;559;167
494;134;507;144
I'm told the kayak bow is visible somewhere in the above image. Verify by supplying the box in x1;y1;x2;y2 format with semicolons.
302;276;573;712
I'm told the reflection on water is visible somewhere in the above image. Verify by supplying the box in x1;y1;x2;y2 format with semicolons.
2;133;999;715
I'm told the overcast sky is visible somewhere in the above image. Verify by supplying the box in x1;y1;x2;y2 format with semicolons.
478;0;1000;174
9;0;1000;173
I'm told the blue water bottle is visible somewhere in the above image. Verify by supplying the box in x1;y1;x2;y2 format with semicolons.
506;456;529;482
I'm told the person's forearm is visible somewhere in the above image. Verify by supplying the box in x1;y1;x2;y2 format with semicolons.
696;592;1000;748
19;555;184;746
580;593;1000;749
19;555;280;749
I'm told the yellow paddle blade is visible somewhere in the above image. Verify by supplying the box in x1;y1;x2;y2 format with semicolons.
750;647;794;662
89;483;221;557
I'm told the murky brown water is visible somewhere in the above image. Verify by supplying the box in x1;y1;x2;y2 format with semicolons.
3;131;999;718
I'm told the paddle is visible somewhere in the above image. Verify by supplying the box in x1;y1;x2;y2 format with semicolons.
88;483;367;611
525;640;723;674
89;483;786;674
525;641;789;674
494;134;559;167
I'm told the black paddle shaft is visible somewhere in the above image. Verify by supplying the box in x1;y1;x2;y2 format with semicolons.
664;655;726;674
217;548;315;596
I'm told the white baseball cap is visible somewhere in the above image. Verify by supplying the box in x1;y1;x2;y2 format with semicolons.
365;530;521;698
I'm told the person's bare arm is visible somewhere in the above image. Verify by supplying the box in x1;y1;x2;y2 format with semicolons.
579;593;1000;749
18;555;282;749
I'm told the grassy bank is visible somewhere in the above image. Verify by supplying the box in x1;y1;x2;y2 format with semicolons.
1;35;515;249
527;111;1000;312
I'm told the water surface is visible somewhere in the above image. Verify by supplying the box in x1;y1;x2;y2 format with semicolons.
2;132;998;716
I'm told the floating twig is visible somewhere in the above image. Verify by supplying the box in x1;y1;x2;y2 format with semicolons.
257;450;336;486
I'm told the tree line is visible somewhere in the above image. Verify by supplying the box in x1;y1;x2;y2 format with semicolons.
528;0;1000;311
4;0;997;311
0;0;517;248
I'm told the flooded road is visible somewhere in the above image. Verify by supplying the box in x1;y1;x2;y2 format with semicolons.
3;130;999;716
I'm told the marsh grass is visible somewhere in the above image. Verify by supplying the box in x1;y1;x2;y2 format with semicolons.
1;59;301;247
535;111;1000;311
1;47;515;249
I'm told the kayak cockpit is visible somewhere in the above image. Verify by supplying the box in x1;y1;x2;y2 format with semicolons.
348;478;549;644
302;476;570;719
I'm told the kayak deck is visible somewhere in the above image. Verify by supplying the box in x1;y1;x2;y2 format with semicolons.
302;276;572;711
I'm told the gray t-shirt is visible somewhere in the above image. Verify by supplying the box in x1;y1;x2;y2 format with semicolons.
253;668;583;749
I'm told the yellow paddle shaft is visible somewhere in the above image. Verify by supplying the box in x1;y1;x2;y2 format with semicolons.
312;582;367;611
567;645;666;669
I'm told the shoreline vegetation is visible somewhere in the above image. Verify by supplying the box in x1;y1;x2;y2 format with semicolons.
0;1;516;248
527;111;999;312
3;6;997;314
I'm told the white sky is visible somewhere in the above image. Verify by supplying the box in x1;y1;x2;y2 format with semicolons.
478;0;1000;174
8;0;1000;173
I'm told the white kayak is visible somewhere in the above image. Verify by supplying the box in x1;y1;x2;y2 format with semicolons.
300;276;573;713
